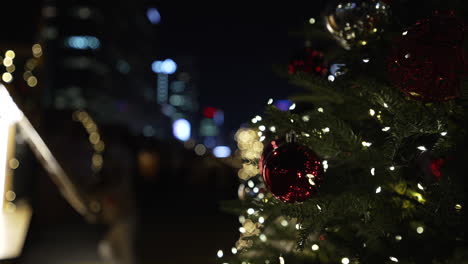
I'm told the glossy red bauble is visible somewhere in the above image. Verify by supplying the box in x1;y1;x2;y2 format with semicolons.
262;143;324;203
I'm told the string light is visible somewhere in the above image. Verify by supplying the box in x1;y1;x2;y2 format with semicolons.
369;109;375;116
440;132;447;136
269;126;276;132
362;58;370;63
316;204;322;211
455;204;462;210
370;168;375;176
402;31;408;35
322;160;328;171
389;166;395;171
383;103;389;108
417;183;424;190
260;234;267;242
231;247;237;254
311;244;319;251
247;208;255;215
417;146;427;151
376;186;382;193
73;111;105;174
341;257;350;264
289;103;296;110
247;180;254;188
267;98;273;104
217;250;224;258
258;125;266;131
280;219;288;227
279;256;285;264
416;226;424;234
302;115;310;122
362;141;372;147
395;235;402;241
389;256;399;262
382;127;390;131
259;216;265;223
322;127;330;133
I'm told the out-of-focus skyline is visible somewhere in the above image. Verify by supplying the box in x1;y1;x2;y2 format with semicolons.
153;2;328;132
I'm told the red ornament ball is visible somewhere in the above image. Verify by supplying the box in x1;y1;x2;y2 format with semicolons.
288;48;328;76
430;158;445;180
388;12;467;102
262;143;324;203
259;138;284;176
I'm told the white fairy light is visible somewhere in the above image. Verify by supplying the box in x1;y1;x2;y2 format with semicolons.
323;160;328;171
389;166;395;171
231;247;237;254
260;234;267;242
362;141;372;147
383;102;389;108
239;227;246;233
247;180;254;188
239;215;245;224
295;224;301;230
217;250;224;258
440;132;447;136
255;115;262;121
417;183;424;190
311;244;319;251
402;31;408;35
303;132;310;137
316;204;322;211
267;98;273;105
395;235;402;241
317;107;324;113
251;118;258;124
382;127;391;131
376;186;382;193
253;187;259;193
362;58;370;63
328;75;335;82
281;219;288;227
289;103;296;110
302;115;310;122
269;126;276;132
259;216;265;224
322;127;330;133
247;208;255;215
341;257;350;264
259;125;266;131
371;168;375;176
416;226;424;234
279;256;285;264
290;119;294;123
417;146;427;151
257;131;263;137
260;136;266;142
389;256;399;262
369;109;376;116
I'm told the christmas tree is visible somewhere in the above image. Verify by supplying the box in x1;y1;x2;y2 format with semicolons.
221;1;468;263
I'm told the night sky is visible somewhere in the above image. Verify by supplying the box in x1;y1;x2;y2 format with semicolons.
3;1;328;135
155;2;328;133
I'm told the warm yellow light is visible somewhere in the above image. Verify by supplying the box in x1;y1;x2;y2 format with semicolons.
23;71;32;81
32;44;42;57
92;154;103;167
6;65;15;73
27;76;38;87
94;141;105;152
5;51;15;59
5;191;15;202
8;158;19;169
89;132;100;144
2;72;12;83
2;58;12;67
